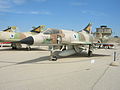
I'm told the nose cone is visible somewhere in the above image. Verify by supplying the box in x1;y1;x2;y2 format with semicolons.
20;36;34;45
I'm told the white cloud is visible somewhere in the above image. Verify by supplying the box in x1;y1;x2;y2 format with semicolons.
0;0;11;9
12;0;27;5
30;11;51;15
37;11;51;15
0;9;12;12
34;0;47;2
0;0;49;15
0;0;26;9
30;11;40;14
14;11;51;15
81;10;107;16
71;2;87;6
0;0;47;10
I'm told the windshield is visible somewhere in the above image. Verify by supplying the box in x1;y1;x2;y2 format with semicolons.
43;28;60;34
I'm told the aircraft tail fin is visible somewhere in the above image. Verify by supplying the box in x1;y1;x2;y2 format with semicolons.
31;25;46;33
83;23;92;33
3;26;17;32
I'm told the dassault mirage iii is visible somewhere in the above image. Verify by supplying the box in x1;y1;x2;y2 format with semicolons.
20;23;95;60
1;26;17;32
0;25;46;49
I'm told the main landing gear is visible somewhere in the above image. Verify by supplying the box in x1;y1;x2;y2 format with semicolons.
26;46;31;51
11;43;31;51
11;43;22;50
88;44;93;57
49;46;57;61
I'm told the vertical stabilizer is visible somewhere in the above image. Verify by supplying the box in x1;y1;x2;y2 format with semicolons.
31;25;46;33
83;23;92;33
3;26;17;32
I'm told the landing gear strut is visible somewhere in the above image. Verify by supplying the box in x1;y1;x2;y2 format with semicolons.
88;44;93;57
11;43;22;50
49;46;57;61
88;50;92;57
11;43;17;50
12;46;17;50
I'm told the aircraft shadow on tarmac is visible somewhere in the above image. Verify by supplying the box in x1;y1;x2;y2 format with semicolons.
0;56;50;69
0;48;47;51
17;56;50;64
16;52;110;65
69;53;111;58
0;52;111;69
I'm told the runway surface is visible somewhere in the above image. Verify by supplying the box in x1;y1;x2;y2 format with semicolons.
0;45;120;90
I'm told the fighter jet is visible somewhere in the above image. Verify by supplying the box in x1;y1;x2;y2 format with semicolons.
0;25;46;49
1;26;17;32
20;23;95;60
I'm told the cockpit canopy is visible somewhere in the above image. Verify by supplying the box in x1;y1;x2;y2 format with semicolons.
43;28;61;34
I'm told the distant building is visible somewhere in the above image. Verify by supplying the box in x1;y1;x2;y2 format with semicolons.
95;26;112;38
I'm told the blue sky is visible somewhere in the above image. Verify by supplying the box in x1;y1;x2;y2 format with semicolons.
0;0;119;36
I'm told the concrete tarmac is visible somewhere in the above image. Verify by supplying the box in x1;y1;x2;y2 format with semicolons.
0;45;120;90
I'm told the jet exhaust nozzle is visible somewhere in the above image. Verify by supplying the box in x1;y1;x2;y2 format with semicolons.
20;36;34;45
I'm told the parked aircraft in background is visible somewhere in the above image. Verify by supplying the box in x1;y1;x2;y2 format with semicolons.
0;25;46;49
1;26;17;32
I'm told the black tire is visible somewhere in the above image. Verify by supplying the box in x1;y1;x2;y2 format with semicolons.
11;43;17;50
26;47;31;51
51;56;57;61
12;46;17;50
88;50;92;57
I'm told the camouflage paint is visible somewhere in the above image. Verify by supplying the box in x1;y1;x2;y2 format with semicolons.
43;38;51;44
14;33;25;39
0;25;45;42
79;33;86;41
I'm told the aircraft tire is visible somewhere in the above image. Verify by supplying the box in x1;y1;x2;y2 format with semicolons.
11;43;17;50
88;50;92;57
26;47;31;51
12;46;17;50
51;56;57;61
